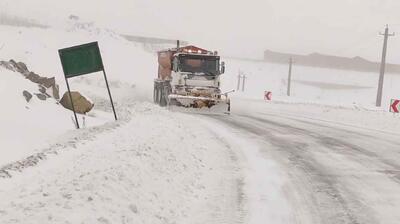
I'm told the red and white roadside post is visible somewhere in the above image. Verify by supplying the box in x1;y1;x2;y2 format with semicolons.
390;99;400;114
264;91;272;101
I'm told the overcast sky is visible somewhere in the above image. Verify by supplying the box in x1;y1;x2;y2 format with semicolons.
3;0;400;63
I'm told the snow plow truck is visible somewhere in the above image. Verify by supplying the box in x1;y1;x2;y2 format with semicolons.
154;42;231;113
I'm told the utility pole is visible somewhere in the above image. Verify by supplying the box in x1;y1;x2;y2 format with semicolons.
237;70;242;91
242;74;247;92
237;69;247;92
376;25;395;107
287;57;293;96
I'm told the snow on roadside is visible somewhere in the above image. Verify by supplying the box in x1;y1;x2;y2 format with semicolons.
0;103;244;224
231;96;400;135
0;69;117;162
0;67;112;167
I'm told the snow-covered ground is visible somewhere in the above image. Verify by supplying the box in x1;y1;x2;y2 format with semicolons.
0;15;248;224
220;57;400;135
0;17;158;165
0;102;245;223
230;97;400;135
1;6;400;224
0;68;112;166
223;58;400;110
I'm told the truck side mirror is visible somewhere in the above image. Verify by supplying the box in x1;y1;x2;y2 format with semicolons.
173;57;179;72
221;61;225;74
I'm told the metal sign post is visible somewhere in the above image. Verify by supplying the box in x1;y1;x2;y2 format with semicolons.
101;67;118;121
58;42;117;129
63;75;80;128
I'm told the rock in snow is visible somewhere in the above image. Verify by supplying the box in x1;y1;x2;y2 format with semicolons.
0;60;60;99
59;91;94;114
22;90;32;102
9;60;28;74
35;93;47;101
38;85;46;94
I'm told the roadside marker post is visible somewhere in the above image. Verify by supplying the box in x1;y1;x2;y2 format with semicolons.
58;41;117;129
264;91;272;101
390;99;400;113
287;57;293;96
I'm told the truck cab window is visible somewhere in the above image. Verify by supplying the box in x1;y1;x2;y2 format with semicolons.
179;56;219;75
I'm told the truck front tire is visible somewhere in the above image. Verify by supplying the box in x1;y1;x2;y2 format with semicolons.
153;85;158;103
154;81;171;107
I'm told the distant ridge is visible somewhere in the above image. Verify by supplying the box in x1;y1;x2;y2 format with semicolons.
264;49;400;74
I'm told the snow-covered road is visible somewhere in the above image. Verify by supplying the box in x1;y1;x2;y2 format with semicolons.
203;106;400;224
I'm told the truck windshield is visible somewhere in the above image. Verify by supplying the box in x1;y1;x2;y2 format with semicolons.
179;56;219;75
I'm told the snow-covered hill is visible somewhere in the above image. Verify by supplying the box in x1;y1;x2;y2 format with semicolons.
0;16;161;165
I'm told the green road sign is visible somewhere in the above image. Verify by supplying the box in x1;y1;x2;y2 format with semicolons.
58;41;117;129
59;42;104;78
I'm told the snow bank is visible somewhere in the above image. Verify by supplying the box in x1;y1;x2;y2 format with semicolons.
231;97;400;135
0;67;109;165
0;103;242;224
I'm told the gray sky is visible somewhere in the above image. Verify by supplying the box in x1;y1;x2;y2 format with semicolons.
3;0;400;63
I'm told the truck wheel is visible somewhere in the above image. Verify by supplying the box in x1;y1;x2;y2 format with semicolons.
156;86;161;105
153;86;157;103
160;87;167;107
164;85;171;107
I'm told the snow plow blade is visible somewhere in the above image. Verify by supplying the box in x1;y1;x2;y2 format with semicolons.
168;94;230;114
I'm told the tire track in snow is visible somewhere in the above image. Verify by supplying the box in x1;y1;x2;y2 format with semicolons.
207;114;379;224
246;114;400;183
205;134;247;224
